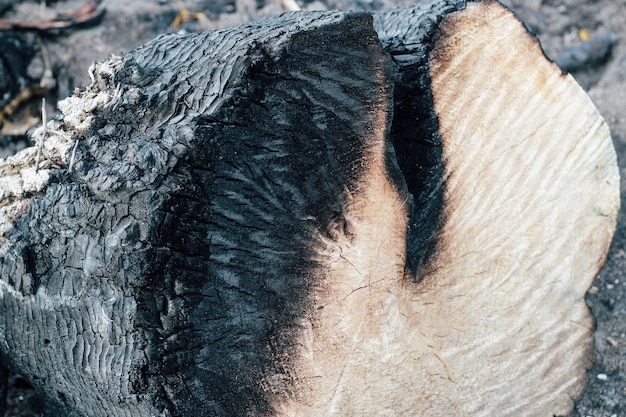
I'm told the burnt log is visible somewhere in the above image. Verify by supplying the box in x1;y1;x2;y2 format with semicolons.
0;1;620;416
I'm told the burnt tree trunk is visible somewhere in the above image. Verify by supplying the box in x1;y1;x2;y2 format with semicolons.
0;1;620;416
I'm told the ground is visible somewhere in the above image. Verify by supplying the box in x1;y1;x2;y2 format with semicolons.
0;0;625;416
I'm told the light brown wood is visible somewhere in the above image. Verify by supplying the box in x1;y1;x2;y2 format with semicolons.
276;2;619;416
421;1;619;415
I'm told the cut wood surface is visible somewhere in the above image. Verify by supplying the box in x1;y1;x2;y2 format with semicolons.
0;1;619;416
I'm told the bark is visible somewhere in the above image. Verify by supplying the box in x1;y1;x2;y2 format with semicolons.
0;1;619;416
0;9;397;417
0;362;6;416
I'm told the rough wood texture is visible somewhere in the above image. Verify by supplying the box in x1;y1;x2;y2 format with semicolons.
0;9;398;417
0;0;619;416
0;363;6;416
379;1;620;415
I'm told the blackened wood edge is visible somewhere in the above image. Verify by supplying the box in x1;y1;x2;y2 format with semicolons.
373;0;468;278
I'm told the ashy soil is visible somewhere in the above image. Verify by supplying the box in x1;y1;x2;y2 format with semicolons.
0;0;625;416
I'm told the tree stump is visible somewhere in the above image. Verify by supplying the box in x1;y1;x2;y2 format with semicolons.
0;1;619;416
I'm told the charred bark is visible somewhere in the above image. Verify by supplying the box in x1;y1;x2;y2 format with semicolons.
0;9;398;417
0;362;6;416
0;1;620;416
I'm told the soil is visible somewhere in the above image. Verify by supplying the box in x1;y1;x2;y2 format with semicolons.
0;0;625;416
